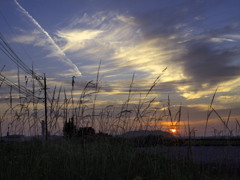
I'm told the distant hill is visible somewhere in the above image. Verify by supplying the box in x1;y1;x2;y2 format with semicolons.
121;130;173;138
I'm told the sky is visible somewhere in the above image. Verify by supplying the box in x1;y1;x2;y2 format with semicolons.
1;0;240;136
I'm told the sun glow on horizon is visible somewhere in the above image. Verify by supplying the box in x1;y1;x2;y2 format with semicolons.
170;128;177;134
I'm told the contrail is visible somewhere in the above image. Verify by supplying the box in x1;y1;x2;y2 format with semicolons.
14;0;81;76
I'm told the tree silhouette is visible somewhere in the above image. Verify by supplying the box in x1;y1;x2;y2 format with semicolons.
77;127;95;137
63;117;77;138
63;117;96;138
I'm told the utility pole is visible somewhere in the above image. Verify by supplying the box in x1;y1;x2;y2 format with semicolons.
44;73;48;141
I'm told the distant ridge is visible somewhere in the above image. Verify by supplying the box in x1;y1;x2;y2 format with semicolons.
121;130;173;138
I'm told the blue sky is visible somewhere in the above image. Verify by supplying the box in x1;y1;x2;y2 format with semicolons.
1;0;240;136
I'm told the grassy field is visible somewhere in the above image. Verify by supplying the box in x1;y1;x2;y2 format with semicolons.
0;137;239;180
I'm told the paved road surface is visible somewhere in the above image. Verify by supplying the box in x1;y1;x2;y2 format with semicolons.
138;146;240;166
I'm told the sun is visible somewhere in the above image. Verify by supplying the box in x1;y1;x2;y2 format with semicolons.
170;128;177;133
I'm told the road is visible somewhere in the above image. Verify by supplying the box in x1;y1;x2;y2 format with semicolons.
137;146;240;166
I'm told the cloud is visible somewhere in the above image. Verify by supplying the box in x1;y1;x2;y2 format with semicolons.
224;34;240;40
124;1;240;96
178;41;240;89
216;95;240;104
14;0;81;76
12;30;50;47
184;103;226;111
132;3;240;99
57;29;103;52
54;5;240;102
56;12;141;59
56;12;186;87
209;37;234;43
11;0;240;102
12;35;36;44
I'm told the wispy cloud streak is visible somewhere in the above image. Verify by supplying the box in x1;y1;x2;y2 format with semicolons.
14;0;81;76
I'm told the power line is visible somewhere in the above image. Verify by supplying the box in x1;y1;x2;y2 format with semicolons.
0;73;40;101
0;33;44;86
0;33;52;101
0;32;54;107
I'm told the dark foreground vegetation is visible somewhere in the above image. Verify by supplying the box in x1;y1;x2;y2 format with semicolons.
0;136;239;180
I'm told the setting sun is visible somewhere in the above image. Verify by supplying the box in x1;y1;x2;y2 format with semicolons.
170;128;177;133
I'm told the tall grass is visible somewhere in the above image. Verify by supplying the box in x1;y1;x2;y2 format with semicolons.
1;66;240;179
1;65;240;137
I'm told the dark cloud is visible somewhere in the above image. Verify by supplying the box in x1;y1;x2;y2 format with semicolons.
124;0;240;91
131;1;215;39
178;40;240;90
